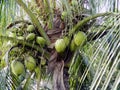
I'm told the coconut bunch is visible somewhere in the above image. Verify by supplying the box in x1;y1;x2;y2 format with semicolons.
6;12;88;90
10;55;40;76
43;8;88;89
8;46;46;81
44;8;88;60
7;22;47;48
6;22;48;80
5;0;100;89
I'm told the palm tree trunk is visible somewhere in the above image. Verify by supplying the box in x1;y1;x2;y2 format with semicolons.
53;60;66;90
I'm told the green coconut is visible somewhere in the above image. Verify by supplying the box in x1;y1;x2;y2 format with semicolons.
24;56;36;71
36;36;46;47
74;31;87;46
55;39;66;53
70;39;77;51
27;25;35;32
63;36;70;47
11;60;25;76
26;33;35;41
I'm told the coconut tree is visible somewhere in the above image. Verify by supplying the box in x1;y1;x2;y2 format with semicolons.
0;0;120;90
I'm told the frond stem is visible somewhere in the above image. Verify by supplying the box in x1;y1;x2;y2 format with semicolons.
69;12;113;36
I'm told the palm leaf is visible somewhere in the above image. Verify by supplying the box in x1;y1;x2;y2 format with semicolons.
0;0;17;35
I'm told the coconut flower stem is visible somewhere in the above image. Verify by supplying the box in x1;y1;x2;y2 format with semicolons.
16;0;50;45
69;12;113;36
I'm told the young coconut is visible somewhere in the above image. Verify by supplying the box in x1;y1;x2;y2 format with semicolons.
36;36;46;47
26;33;35;41
24;56;36;71
70;39;77;51
74;31;87;46
35;66;41;80
71;0;78;6
55;39;66;53
27;25;35;32
11;60;25;76
63;36;70;47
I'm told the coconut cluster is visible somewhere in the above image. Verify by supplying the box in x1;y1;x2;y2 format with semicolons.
10;54;43;81
54;31;87;53
8;24;46;78
7;24;46;48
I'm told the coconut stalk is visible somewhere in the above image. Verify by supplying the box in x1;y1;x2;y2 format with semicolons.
69;12;113;36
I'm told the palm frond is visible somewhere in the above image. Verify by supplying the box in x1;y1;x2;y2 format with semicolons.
80;15;119;90
0;67;8;90
0;0;18;35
